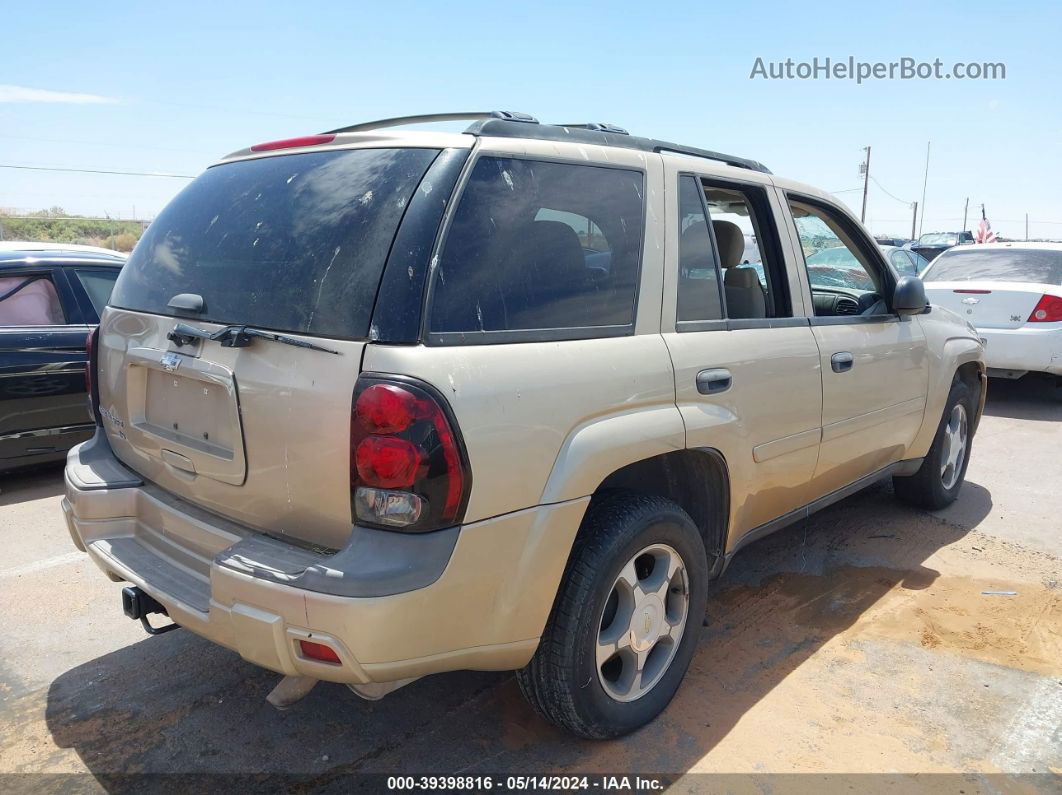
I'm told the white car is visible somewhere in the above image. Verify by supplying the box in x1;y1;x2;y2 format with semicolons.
0;241;126;259
922;242;1062;378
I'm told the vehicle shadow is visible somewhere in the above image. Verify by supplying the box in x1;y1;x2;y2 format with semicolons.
982;373;1062;421
0;463;65;506
41;478;991;786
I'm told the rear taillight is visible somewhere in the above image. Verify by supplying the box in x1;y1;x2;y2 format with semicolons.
85;327;101;423
1027;294;1062;323
350;376;470;532
249;134;336;152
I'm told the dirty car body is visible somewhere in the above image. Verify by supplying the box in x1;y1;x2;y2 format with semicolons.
64;113;986;738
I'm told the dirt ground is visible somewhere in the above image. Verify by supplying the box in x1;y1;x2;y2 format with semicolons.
0;376;1059;791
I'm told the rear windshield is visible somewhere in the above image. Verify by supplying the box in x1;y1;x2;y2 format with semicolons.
110;147;438;339
924;248;1062;285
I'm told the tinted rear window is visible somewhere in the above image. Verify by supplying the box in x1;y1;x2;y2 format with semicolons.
925;248;1062;285
429;157;644;337
111;147;438;339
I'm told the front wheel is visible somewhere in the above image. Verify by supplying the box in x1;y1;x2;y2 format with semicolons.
516;493;708;739
893;378;975;509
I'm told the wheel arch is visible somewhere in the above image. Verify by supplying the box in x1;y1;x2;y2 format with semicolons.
590;448;731;574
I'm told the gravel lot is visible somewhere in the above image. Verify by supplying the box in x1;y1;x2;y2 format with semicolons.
0;376;1059;790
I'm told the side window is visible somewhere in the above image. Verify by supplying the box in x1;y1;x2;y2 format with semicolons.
75;270;120;318
702;182;788;319
788;198;889;317
677;176;723;322
0;273;66;326
430;157;644;337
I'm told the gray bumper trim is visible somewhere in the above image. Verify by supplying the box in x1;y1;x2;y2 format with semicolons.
215;525;459;598
66;428;143;490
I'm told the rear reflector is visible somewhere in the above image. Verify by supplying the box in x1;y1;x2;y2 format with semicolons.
250;134;336;152
299;640;341;664
1028;294;1062;323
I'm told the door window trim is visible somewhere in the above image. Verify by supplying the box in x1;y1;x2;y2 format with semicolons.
785;191;898;327
422;151;648;347
674;173;793;333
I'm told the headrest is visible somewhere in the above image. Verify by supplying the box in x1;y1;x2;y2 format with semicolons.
680;222;714;268
712;220;745;268
724;267;761;289
509;220;585;279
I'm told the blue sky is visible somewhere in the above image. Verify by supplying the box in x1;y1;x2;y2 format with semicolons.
2;0;1060;239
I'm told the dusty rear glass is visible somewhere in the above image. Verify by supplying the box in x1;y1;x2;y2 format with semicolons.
925;248;1062;285
110;147;439;339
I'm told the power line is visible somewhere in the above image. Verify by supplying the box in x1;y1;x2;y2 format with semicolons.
0;133;214;156
0;164;195;179
869;175;914;205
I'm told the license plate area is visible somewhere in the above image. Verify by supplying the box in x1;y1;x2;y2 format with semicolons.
123;347;247;485
143;369;236;457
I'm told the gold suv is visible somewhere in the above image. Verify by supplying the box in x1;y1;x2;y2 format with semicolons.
63;112;985;738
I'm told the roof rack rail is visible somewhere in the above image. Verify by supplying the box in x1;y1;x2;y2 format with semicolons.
651;143;770;174
465;117;771;174
555;122;630;135
324;111;538;135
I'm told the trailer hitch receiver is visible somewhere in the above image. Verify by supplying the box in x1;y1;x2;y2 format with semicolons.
122;586;180;635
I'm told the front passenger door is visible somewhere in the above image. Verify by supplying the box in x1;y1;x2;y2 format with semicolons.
784;196;929;495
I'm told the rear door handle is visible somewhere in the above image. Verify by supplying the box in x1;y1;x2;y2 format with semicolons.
831;351;854;373
696;368;732;395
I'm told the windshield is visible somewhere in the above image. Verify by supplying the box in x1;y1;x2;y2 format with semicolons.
924;248;1062;285
110;147;438;339
918;233;958;246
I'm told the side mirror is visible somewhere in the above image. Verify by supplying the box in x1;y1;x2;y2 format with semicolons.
893;275;928;316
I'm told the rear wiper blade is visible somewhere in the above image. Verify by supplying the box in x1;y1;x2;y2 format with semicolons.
168;322;341;355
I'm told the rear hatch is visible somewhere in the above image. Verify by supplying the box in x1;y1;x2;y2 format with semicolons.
98;145;439;549
923;246;1062;330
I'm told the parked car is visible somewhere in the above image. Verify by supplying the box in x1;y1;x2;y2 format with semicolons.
909;231;974;262
882;245;931;277
922;242;1062;379
1;246;125;472
874;236;910;248
63;112;985;739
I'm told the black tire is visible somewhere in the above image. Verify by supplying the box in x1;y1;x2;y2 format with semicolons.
516;492;709;739
893;377;975;510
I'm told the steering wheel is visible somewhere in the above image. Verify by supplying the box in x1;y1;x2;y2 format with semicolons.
857;292;885;315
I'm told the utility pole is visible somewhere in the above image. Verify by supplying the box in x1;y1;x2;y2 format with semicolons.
860;146;871;223
918;141;931;236
962;197;969;235
910;202;918;240
1025;213;1029;241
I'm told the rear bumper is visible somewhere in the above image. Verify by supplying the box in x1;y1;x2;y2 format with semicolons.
980;326;1062;376
63;431;588;684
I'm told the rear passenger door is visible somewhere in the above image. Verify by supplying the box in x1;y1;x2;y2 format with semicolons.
782;194;929;495
0;266;94;467
661;160;824;544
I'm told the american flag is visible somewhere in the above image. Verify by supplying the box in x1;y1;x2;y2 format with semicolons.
976;213;998;243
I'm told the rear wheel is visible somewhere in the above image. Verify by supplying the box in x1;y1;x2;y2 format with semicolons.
516;493;708;739
893;378;975;509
